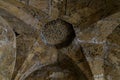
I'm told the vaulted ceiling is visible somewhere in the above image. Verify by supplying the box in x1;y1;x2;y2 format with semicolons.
0;0;120;80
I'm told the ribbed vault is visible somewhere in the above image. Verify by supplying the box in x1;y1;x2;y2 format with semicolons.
0;0;120;80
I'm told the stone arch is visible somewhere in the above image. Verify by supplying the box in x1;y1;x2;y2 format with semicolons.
76;11;120;44
0;16;16;80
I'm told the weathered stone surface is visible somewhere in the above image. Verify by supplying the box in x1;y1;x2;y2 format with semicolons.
25;55;81;80
76;12;120;44
0;0;120;80
80;43;105;80
104;26;120;80
104;44;120;80
59;39;93;80
0;16;16;80
41;18;75;48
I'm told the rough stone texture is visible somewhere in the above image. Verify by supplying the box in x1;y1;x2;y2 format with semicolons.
0;17;16;80
41;18;75;48
0;0;120;80
105;26;120;80
25;54;81;80
81;43;105;80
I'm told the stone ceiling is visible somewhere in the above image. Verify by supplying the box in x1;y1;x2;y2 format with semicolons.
0;0;120;80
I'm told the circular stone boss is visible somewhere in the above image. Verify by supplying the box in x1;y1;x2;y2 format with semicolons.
41;19;75;46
